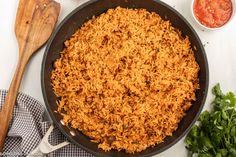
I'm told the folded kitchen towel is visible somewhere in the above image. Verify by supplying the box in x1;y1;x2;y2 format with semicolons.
0;90;93;157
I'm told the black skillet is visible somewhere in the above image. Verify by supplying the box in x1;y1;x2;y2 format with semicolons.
41;0;209;156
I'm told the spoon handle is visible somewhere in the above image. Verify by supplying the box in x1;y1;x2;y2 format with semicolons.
0;56;28;151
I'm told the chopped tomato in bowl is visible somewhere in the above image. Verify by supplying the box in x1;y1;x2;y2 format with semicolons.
191;0;235;30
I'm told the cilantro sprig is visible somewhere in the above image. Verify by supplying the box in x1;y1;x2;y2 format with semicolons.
185;84;236;157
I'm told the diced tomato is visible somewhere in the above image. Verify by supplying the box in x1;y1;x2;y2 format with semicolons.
193;0;232;28
209;1;219;10
198;0;206;7
220;1;231;10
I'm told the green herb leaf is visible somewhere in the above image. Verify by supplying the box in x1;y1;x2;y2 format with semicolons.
229;148;236;157
216;153;222;157
212;83;224;97
224;92;236;107
198;153;213;157
230;126;235;136
221;110;228;120
217;149;228;157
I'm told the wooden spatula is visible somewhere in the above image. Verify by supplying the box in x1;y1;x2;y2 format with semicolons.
0;0;60;151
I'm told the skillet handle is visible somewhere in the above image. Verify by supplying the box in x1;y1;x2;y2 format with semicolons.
27;125;70;157
27;145;44;157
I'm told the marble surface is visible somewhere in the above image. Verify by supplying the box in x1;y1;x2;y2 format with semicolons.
0;0;235;156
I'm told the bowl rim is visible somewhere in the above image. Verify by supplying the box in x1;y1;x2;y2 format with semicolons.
191;0;236;30
41;0;209;156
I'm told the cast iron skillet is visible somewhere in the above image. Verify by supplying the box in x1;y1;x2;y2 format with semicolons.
41;0;209;156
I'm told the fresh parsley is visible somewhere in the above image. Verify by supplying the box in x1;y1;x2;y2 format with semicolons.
185;84;236;157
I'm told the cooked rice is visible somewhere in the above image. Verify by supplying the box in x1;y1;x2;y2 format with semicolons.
51;7;199;153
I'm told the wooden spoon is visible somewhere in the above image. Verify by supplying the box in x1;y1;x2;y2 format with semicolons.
0;0;60;151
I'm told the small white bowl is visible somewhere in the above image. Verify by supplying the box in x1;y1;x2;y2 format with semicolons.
191;0;236;30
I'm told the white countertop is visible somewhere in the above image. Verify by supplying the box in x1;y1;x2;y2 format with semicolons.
0;0;236;156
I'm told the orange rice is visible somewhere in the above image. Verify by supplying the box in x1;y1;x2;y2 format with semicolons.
51;7;199;153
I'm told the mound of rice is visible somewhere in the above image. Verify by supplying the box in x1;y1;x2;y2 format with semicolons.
51;7;199;153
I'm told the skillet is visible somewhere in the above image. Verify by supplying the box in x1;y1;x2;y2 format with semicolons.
41;0;209;156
